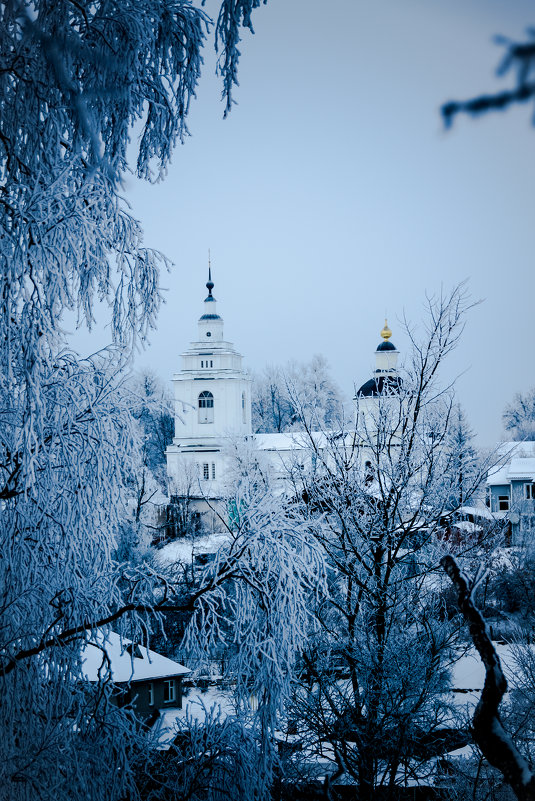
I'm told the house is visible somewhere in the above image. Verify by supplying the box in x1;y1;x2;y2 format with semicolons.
487;441;535;542
81;630;190;717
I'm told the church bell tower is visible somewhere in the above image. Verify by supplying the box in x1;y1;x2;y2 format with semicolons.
166;268;252;499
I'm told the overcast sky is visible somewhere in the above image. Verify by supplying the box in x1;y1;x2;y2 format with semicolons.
71;0;535;446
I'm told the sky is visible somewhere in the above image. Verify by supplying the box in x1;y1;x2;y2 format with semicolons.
71;0;535;446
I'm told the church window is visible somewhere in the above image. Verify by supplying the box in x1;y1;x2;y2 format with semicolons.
210;360;213;367
201;361;204;368
242;391;246;424
212;463;216;480
198;391;214;423
203;463;209;480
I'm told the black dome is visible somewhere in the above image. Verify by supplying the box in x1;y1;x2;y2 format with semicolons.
200;313;221;321
377;341;396;352
356;375;403;398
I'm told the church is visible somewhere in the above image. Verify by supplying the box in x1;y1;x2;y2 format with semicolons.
165;272;402;529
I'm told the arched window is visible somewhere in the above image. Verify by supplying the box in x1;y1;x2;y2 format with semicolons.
242;391;247;424
198;390;214;424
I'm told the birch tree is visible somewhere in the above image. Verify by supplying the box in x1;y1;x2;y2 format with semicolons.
0;1;270;798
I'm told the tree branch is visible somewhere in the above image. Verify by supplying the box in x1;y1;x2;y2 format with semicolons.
441;554;535;801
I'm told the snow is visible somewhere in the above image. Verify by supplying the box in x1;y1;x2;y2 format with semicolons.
452;521;481;533
488;443;535;485
81;630;190;683
457;504;494;520
508;457;535;481
156;531;230;564
254;431;331;452
154;687;235;748
451;643;520;691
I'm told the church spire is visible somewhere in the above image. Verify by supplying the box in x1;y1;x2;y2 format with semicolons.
198;253;223;341
205;250;215;300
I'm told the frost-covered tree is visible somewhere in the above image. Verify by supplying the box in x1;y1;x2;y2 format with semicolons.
180;441;326;800
0;1;271;798
503;386;535;441
178;287;491;798
251;354;344;433
443;403;481;509
129;369;174;482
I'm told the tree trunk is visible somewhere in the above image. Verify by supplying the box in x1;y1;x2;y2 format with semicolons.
442;555;535;801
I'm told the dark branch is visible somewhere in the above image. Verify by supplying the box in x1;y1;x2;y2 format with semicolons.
441;555;535;801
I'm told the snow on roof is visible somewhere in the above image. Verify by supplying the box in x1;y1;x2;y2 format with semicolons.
457;504;494;520
487;442;535;485
147;488;169;507
488;456;535;485
508;457;535;480
254;431;334;452
497;441;535;458
156;531;230;565
153;688;236;749
81;630;190;684
254;432;311;451
452;521;481;534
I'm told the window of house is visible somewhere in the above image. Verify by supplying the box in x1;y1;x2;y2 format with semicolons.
148;682;154;706
498;495;510;511
163;679;176;703
203;463;209;480
198;391;214;423
211;462;216;480
521;515;535;532
525;483;535;500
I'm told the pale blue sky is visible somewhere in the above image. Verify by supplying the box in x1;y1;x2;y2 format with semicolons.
71;0;535;445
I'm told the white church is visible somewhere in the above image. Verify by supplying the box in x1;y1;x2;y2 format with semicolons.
165;272;401;527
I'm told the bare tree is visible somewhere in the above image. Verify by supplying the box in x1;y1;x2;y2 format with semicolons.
276;286;490;798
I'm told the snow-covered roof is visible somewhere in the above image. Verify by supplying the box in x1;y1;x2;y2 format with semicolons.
254;432;319;452
496;441;535;458
508;457;535;481
81;630;190;683
488;456;535;485
153;688;236;749
253;429;352;452
156;531;230;565
457;503;494;520
452;521;481;534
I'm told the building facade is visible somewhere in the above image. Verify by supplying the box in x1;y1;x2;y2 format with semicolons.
166;272;252;526
487;442;535;541
165;277;406;524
